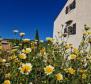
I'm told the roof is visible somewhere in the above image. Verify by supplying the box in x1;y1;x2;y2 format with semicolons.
1;40;8;44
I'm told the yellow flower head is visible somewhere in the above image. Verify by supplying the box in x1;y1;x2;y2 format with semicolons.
46;37;54;42
11;49;18;53
26;48;31;53
64;69;68;73
64;43;73;49
4;80;11;84
40;48;46;55
55;73;63;81
0;45;2;50
0;58;6;63
69;44;73;48
31;45;35;50
2;59;6;62
23;39;30;43
19;53;26;59
5;73;11;79
12;55;17;59
87;31;91;35
68;68;75;75
19;63;32;75
20;32;25;37
82;74;87;79
73;48;79;55
79;69;87;73
22;48;31;54
83;32;88;36
88;38;91;43
44;65;54;75
68;54;77;60
64;44;70;49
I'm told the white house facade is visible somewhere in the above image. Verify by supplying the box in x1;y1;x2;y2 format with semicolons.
53;0;91;47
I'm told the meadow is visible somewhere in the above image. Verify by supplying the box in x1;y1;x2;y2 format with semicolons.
0;27;91;84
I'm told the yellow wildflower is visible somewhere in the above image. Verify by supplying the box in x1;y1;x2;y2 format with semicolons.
22;48;31;54
64;43;73;49
84;25;90;31
23;39;30;43
12;55;17;59
46;37;54;42
0;45;2;50
19;63;32;75
20;32;25;37
83;32;88;35
82;74;87;79
10;54;17;60
44;65;54;75
5;73;11;79
87;31;91;35
68;54;77;60
88;38;91;43
73;48;79;55
69;44;73;48
0;58;6;63
68;68;75;75
79;69;87;73
31;42;35;50
2;59;6;62
55;73;63;81
64;44;70;49
29;82;33;84
4;80;11;84
19;53;26;59
26;48;31;53
11;49;17;53
22;49;25;53
64;69;68;73
40;48;46;55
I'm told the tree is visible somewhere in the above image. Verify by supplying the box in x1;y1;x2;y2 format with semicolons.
35;29;39;42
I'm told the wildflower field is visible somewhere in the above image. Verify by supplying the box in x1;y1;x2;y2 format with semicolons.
0;27;91;84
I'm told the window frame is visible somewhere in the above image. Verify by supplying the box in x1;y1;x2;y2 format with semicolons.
64;23;76;35
65;0;76;14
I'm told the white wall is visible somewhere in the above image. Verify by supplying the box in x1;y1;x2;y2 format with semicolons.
53;0;91;47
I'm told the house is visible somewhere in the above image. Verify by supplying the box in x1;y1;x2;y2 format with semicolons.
53;0;91;47
1;40;11;51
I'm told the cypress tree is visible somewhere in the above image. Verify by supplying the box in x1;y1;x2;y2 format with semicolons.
35;29;40;51
35;29;39;41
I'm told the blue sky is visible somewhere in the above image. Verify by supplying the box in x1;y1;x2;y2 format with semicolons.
0;0;67;40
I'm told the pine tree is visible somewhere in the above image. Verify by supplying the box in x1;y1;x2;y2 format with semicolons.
34;29;40;51
35;29;39;42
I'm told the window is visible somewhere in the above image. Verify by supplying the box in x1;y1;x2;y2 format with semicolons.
68;23;76;35
68;26;73;35
65;0;76;14
64;23;76;35
66;6;68;14
70;0;76;10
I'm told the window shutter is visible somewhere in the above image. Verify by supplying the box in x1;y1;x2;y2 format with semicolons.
72;23;76;34
64;28;67;33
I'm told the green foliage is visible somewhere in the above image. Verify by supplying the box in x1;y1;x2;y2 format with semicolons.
0;26;91;84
